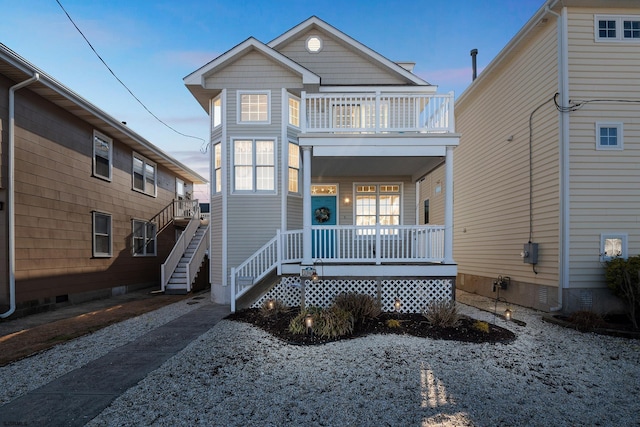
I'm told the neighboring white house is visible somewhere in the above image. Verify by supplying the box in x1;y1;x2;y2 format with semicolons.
185;17;459;312
442;0;640;314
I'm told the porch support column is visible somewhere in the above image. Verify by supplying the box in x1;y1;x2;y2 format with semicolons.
302;146;313;266
443;145;455;264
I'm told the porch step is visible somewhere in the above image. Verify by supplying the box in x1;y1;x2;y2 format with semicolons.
164;224;208;293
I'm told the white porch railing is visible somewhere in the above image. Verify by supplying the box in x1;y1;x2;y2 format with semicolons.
301;92;454;134
230;224;445;311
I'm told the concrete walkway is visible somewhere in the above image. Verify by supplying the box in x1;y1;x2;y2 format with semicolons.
0;301;229;427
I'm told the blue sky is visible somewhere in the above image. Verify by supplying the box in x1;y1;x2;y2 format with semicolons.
1;0;544;191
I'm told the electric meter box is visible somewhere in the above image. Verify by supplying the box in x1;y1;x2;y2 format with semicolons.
522;243;538;264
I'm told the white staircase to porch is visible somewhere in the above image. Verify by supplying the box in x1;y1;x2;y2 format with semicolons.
161;218;209;295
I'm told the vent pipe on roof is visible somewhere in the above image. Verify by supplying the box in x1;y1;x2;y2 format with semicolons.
470;49;478;81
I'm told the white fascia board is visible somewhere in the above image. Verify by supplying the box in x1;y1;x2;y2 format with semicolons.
318;85;438;93
312;145;446;157
184;37;320;86
267;16;429;86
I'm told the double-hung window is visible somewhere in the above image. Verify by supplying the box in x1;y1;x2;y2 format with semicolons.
596;122;623;150
133;153;157;196
596;15;640;41
93;131;112;181
288;96;300;127
238;91;270;123
355;184;401;227
212;95;222;128
288;142;300;193
92;211;112;257
213;142;222;193
132;219;156;256
233;139;275;192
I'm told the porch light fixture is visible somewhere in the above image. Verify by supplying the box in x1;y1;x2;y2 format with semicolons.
312;258;324;282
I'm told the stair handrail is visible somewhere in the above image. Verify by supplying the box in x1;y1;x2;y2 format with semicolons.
161;216;201;292
149;201;176;235
231;230;281;312
185;224;210;293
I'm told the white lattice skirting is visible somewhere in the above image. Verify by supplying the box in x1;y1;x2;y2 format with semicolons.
252;276;454;313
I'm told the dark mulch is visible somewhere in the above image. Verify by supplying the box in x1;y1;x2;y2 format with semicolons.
226;308;516;345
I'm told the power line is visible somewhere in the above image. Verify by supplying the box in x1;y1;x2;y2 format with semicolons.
55;0;205;146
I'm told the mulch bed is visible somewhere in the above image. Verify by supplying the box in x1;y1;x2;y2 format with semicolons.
226;308;516;345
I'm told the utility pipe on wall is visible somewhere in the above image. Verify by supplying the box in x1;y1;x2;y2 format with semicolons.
1;72;40;318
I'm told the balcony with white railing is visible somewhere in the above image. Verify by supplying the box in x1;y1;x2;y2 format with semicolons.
300;91;454;134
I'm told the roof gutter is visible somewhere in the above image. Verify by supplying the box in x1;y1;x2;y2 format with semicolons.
1;72;40;318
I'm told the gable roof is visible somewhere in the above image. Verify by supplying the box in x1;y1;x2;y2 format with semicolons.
184;37;320;109
268;16;430;86
0;44;207;185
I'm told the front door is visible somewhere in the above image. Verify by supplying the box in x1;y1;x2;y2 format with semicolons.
311;194;337;259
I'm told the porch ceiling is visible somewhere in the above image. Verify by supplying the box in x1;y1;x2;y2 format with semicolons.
312;156;443;178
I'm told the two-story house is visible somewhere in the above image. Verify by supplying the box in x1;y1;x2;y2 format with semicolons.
443;0;639;314
0;44;208;318
185;17;459;312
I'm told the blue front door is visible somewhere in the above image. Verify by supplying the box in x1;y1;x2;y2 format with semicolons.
311;195;337;258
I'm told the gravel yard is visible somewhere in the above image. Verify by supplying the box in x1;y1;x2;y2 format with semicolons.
1;297;638;426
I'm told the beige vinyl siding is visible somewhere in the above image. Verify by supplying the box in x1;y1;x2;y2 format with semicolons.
276;29;408;86
565;8;640;288
454;20;560;288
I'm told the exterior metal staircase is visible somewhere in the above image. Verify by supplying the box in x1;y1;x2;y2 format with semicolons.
161;210;210;295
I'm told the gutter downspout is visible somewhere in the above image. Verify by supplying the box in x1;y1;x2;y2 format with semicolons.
2;73;40;318
545;1;567;312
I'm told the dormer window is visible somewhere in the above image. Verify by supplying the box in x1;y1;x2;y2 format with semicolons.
306;36;323;53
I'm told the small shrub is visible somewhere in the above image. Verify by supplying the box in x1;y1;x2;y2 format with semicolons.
386;318;402;328
567;310;604;331
333;292;381;325
422;300;460;328
259;299;288;318
288;306;354;339
605;256;640;329
472;320;490;334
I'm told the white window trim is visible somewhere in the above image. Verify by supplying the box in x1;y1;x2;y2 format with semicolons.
596;122;623;150
92;211;112;258
288;94;301;128
353;182;403;226
231;137;277;194
211;95;222;128
288;141;300;194
306;35;323;53
600;233;627;262
93;130;112;181
132;219;157;257
132;152;157;197
237;90;271;124
595;14;640;42
213;142;222;194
